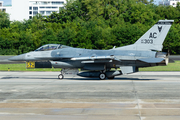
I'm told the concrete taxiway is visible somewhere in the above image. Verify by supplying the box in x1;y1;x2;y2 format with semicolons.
0;71;180;120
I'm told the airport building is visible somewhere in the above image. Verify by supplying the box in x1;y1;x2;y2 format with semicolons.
0;1;12;16
159;0;180;7
0;0;66;21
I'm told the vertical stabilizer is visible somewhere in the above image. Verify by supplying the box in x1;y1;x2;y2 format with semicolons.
115;20;174;51
134;20;174;51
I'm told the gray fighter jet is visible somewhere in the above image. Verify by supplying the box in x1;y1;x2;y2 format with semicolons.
9;20;174;80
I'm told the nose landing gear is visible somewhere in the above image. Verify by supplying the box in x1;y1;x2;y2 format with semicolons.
58;68;79;80
58;74;64;79
58;68;65;80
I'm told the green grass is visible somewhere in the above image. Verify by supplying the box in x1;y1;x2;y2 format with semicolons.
139;61;180;71
0;61;180;71
0;64;60;71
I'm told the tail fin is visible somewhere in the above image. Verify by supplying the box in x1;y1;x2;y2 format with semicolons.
116;20;174;51
135;20;174;51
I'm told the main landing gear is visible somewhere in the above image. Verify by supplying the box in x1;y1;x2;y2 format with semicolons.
98;69;116;80
98;70;115;80
99;73;106;80
98;72;115;80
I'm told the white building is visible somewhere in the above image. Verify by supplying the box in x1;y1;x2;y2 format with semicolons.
159;0;180;7
0;0;66;21
0;1;12;17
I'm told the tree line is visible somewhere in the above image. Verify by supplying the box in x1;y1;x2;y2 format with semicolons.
0;0;180;55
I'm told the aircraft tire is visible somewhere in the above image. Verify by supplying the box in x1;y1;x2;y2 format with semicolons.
99;73;106;80
58;74;64;79
107;76;115;79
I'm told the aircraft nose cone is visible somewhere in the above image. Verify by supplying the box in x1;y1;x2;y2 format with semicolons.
8;54;26;61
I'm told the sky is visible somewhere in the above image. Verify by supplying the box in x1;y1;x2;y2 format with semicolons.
1;0;161;6
1;0;11;5
154;0;162;5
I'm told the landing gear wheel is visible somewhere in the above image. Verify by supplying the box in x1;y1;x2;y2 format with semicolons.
99;73;106;80
58;74;64;79
107;76;115;79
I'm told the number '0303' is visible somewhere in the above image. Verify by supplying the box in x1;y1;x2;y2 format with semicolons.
141;39;153;44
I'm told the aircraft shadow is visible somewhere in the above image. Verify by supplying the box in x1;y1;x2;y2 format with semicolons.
70;77;156;81
1;77;57;80
1;77;156;81
113;77;156;81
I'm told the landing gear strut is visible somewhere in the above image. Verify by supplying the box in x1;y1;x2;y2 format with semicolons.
58;69;65;80
58;68;79;80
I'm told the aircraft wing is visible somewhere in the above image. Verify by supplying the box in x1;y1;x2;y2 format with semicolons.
138;58;165;63
71;56;121;63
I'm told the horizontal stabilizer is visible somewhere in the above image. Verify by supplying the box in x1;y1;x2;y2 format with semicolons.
120;66;138;74
138;58;164;63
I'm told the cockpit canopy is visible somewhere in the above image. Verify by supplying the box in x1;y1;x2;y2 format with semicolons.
35;44;70;51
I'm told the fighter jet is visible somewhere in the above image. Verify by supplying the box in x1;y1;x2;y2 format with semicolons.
9;20;174;80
